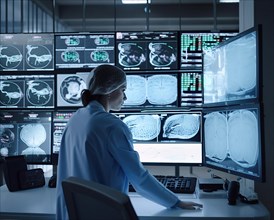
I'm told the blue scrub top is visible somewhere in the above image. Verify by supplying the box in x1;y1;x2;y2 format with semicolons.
56;101;180;220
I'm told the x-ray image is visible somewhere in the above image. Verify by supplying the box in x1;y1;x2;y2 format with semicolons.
0;81;24;107
124;75;147;106
147;75;177;105
148;42;176;67
204;108;259;168
26;80;53;106
123;74;177;107
0;45;23;70
118;43;146;68
57;73;89;107
163;114;200;139
25;45;53;69
123;115;161;141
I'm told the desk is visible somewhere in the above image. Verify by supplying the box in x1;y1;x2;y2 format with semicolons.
0;180;270;220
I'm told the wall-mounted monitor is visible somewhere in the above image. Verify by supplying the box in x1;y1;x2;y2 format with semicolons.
52;111;75;154
202;103;264;181
0;33;54;71
180;72;202;107
0;74;54;109
202;26;261;106
123;73;178;109
0;111;52;164
116;31;178;71
180;32;237;70
56;72;89;107
55;33;115;69
114;111;202;165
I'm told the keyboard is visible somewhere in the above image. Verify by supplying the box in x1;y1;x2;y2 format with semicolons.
129;175;197;194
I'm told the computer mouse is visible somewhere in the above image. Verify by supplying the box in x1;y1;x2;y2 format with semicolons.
48;174;57;188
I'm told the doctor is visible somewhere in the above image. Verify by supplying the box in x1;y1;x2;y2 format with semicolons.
56;64;202;220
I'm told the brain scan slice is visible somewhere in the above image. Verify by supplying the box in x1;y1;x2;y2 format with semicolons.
148;43;176;67
163;114;200;140
0;81;24;106
204;112;228;162
26;80;53;106
60;75;87;104
147;74;177;105
26;45;52;69
118;43;146;67
0;45;23;69
124;75;147;105
227;110;259;168
123;115;161;141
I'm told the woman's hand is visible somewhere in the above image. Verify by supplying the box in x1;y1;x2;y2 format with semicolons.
177;201;203;210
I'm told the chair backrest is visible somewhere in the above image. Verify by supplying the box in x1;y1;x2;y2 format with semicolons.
62;177;139;220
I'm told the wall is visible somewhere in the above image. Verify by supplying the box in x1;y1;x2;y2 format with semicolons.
253;0;274;218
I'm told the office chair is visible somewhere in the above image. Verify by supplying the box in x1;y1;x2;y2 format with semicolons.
62;177;139;220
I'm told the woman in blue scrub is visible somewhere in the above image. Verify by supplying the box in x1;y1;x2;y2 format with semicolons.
56;64;202;220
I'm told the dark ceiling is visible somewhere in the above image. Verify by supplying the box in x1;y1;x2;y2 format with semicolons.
34;0;239;32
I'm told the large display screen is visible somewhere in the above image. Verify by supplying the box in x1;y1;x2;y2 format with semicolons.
202;103;264;181
56;72;89;107
116;31;178;71
55;33;115;69
0;33;54;71
203;27;261;106
123;73;178;109
0;74;54;109
0;111;52;164
114;111;202;165
180;32;237;70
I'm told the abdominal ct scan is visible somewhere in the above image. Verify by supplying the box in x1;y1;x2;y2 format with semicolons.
123;115;161;141
118;43;146;68
163;114;200;139
148;42;176;67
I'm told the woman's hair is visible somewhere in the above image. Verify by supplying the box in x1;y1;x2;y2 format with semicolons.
81;64;126;107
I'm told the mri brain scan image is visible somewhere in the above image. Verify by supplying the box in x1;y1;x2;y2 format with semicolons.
204;112;228;162
118;43;146;67
0;45;23;69
228;110;259;168
20;123;47;155
123;115;161;141
26;80;53;106
147;74;177;105
26;45;52;69
148;43;176;67
124;75;147;106
60;75;86;104
163;114;200;139
0;81;23;106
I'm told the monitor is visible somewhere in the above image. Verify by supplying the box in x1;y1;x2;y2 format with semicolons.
55;33;115;69
180;32;237;70
114;111;202;165
56;72;90;107
123;73;179;109
202;26;261;106
0;74;54;109
116;31;178;71
0;111;52;164
180;71;202;107
202;103;264;181
52;111;75;154
0;33;54;71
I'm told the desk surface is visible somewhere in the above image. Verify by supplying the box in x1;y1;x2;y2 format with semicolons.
0;180;270;220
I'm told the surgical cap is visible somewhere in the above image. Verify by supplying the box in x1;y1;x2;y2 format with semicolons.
88;65;126;95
